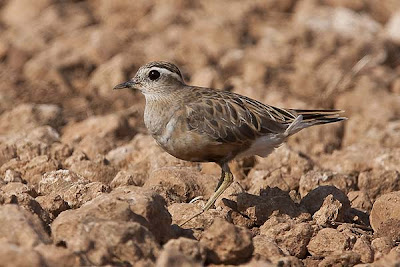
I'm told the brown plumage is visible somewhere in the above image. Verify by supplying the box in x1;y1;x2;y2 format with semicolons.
184;87;344;162
114;61;347;226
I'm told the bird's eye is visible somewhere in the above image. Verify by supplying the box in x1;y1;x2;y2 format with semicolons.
148;70;160;81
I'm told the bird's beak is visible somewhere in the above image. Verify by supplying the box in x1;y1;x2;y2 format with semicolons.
113;80;138;90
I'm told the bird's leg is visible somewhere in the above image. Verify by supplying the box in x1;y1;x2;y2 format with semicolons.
203;169;233;211
214;169;225;192
180;163;233;227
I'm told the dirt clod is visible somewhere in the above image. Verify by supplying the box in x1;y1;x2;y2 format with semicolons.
370;191;400;241
307;228;351;257
200;218;253;264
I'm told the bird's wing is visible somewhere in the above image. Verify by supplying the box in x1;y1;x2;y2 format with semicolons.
185;89;290;144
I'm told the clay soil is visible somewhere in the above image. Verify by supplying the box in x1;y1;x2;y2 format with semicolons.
0;0;400;266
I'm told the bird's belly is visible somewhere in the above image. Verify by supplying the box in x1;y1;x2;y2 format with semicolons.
155;127;285;162
237;134;285;159
158;137;204;162
154;126;239;163
155;132;218;162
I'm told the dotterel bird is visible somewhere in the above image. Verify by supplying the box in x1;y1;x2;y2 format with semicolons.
114;61;346;226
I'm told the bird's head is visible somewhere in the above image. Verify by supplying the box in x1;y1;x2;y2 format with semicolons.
114;61;185;95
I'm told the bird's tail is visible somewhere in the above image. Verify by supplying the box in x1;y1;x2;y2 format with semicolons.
284;109;347;136
292;109;347;125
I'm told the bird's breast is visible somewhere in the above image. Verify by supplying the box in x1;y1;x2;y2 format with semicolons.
143;100;175;136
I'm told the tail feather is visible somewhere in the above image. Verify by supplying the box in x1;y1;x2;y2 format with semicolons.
290;109;347;126
284;115;303;136
291;109;344;114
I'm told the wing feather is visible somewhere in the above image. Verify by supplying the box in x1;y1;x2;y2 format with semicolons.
184;87;346;145
185;88;288;144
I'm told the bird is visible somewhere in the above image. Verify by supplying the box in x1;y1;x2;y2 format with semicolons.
114;61;346;226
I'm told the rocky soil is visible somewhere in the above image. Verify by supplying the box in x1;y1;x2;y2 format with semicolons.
0;0;400;266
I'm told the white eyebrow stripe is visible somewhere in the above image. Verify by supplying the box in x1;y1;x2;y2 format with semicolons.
150;67;183;82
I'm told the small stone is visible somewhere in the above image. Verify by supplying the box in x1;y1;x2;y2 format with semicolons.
348;191;373;212
248;145;313;193
0;144;17;167
144;167;214;205
371;237;394;261
260;217;313;258
200;218;253;264
34;244;85;267
313;194;345;226
352;236;373;263
54;220;160;266
358;170;400;201
38;170;87;194
0;104;62;135
67;157;117;184
299;170;357;197
0;188;51;225
318;251;360;267
252;235;285;261
300;185;350;215
4;169;23;183
370;191;400;240
0;241;44;267
63;182;111;208
169;203;224;239
35;194;69;220
156;248;202;267
273;256;304;267
162;237;206;264
236;190;301;226
61;113;132;144
370;246;400;266
52;186;171;244
0;205;50;248
302;257;321;266
1;182;37;197
307;228;351;257
77;135;116;159
21;155;60;185
49;143;73;162
110;170;145;188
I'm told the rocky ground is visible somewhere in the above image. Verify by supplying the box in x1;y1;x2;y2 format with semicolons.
0;0;400;266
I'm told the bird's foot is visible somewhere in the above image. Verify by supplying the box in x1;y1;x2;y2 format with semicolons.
180;168;234;227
